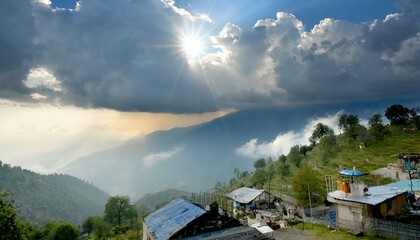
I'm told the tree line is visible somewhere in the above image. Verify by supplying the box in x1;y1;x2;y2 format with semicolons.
222;103;419;207
0;191;150;240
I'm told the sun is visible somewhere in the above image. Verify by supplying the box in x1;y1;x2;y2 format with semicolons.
180;33;205;62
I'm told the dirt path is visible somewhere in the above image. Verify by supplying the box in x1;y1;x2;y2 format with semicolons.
272;228;323;240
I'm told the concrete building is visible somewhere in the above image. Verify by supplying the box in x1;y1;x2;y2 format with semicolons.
327;183;406;234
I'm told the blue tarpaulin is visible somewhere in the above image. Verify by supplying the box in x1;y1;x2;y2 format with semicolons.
339;169;363;176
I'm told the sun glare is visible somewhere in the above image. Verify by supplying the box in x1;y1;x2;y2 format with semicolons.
180;33;205;62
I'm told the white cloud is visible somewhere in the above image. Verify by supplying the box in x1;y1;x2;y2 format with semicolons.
142;147;183;166
236;111;342;159
24;67;64;92
0;0;419;113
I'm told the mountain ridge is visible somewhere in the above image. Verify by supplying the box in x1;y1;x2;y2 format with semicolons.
60;100;418;199
0;161;109;226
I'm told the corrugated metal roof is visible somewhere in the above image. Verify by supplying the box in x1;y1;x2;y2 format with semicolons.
328;186;405;206
386;179;420;192
183;226;269;240
227;187;264;204
144;198;206;240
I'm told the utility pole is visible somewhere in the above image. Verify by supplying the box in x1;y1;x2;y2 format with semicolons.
306;181;313;222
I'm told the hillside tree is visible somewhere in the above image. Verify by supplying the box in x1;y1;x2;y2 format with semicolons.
409;107;420;129
0;191;28;240
253;158;266;169
287;145;302;167
338;114;361;139
309;123;335;146
104;196;137;231
368;113;389;141
291;164;325;207
385;104;411;125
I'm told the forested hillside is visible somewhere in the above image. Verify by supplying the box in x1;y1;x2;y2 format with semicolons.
135;188;192;211
223;104;420;206
0;162;109;226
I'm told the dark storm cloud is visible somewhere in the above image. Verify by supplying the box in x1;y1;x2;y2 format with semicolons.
0;0;35;100
31;0;219;113
0;0;418;113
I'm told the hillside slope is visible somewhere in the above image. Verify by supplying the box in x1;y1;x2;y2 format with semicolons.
61;105;341;198
226;125;420;198
0;162;109;226
60;101;407;198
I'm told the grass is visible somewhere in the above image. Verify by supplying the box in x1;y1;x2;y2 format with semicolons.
227;125;420;199
290;223;390;240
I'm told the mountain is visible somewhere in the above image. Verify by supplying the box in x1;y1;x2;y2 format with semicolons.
60;100;417;199
135;188;192;211
0;162;109;226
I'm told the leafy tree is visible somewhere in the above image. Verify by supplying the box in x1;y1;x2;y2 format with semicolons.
314;135;337;163
291;164;325;207
368;114;389;141
277;154;287;164
41;221;78;240
338;114;361;139
287;145;302;167
278;163;290;178
276;154;290;178
409;107;420;129
309;123;334;146
104;196;137;229
94;219;112;239
54;223;79;240
355;125;370;145
251;169;267;188
240;171;249;179
82;215;102;235
253;158;266;169
299;145;313;156
0;191;27;240
385;104;411;125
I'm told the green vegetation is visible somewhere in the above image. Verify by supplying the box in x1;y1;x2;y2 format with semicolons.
81;196;148;240
104;196;137;232
0;191;79;240
0;162;109;225
134;188;192;211
290;223;385;240
0;191;28;240
223;103;420;200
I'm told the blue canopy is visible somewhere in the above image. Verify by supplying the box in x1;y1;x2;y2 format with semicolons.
339;169;363;176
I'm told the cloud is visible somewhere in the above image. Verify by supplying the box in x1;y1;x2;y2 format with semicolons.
0;0;419;113
0;0;36;100
235;111;342;159
142;146;183;166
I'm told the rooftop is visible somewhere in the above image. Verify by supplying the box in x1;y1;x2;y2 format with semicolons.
328;185;405;206
227;187;264;204
183;226;269;240
143;198;206;240
386;179;420;192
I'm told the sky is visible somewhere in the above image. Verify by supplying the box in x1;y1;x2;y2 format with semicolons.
0;0;419;172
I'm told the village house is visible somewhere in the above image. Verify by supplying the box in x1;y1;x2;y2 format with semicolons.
226;187;273;211
327;182;406;234
143;198;249;240
382;152;420;181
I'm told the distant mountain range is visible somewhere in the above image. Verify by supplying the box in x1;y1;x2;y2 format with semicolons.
59;100;416;199
0;162;109;226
